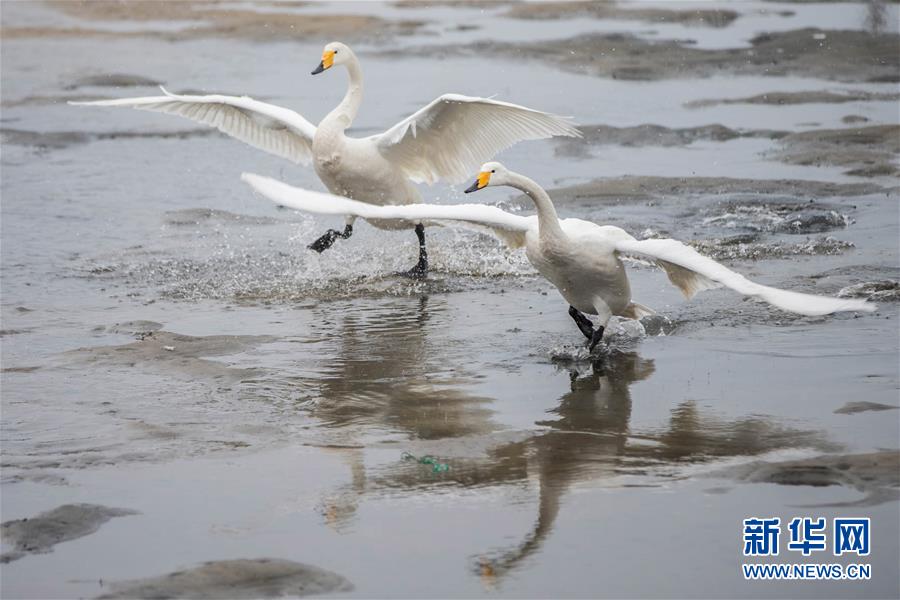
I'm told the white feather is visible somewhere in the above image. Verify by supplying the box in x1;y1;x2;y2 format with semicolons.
615;238;875;316
70;44;580;226
241;173;532;246
371;94;581;184
242;171;876;320
70;87;317;165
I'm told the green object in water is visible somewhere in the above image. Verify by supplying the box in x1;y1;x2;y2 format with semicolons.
402;451;450;473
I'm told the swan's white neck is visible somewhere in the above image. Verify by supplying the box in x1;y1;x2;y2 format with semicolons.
322;51;363;132
507;172;566;240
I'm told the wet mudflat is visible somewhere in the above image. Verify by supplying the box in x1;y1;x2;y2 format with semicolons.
1;1;898;598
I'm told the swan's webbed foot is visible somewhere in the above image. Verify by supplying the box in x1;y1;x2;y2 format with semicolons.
398;261;428;280
589;326;605;352
568;306;595;340
308;224;353;253
396;224;428;280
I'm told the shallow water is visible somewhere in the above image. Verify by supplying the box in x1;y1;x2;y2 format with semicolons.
2;1;899;598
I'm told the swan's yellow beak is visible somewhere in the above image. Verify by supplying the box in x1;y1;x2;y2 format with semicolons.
312;49;335;75
464;171;491;194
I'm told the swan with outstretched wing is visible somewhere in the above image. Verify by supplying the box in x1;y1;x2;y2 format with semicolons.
71;42;580;278
241;165;875;349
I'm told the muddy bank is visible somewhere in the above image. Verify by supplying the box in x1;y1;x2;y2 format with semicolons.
69;329;274;383
394;0;514;7
44;0;294;22
686;89;900;108
1;365;42;374
838;279;900;301
556;122;899;179
0;328;33;337
528;177;892;261
97;559;353;599
405;29;899;82
714;451;900;506
631;198;859;257
1;504;137;563
164;208;282;227
811;264;900;297
555;123;786;157
3;2;423;42
773;124;900;177
543;176;890;205
0;128;216;151
104;320;164;336
834;401;900;415
2;94;131;109
700;200;852;234
688;236;854;261
63;73;163;91
1;76;167;107
504;2;738;27
3;86;265;108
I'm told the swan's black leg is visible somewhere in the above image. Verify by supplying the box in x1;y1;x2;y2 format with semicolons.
568;306;605;351
589;327;605;352
398;224;428;280
308;224;353;253
568;306;595;340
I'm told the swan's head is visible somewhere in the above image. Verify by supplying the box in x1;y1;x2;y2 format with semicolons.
311;42;353;75
464;162;510;193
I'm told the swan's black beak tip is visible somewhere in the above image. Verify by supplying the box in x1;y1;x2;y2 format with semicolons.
463;181;481;194
311;62;326;75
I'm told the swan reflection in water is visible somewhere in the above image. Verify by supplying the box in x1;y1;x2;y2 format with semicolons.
306;295;499;439
474;352;655;583
471;353;829;584
289;297;829;576
295;295;502;529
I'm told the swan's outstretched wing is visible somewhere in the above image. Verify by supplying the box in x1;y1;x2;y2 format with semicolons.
70;87;316;165
615;237;875;316
371;94;580;184
241;173;533;247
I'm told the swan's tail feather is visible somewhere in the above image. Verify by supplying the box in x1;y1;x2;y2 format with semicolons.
622;302;655;320
657;259;722;299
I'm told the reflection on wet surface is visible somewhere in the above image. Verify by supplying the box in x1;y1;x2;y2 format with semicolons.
2;0;898;597
304;348;837;583
305;297;498;439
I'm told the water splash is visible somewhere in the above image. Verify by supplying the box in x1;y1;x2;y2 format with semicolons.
838;280;900;302
702;203;851;234
80;220;537;304
547;316;668;363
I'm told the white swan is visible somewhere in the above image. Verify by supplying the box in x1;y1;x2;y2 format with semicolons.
241;164;876;349
70;42;580;277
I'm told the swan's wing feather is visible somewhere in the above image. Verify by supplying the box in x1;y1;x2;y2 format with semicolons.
242;173;532;247
70;88;317;164
615;237;876;316
620;251;724;298
371;94;581;184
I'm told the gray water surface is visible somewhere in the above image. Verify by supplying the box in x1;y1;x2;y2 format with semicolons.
2;1;898;598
